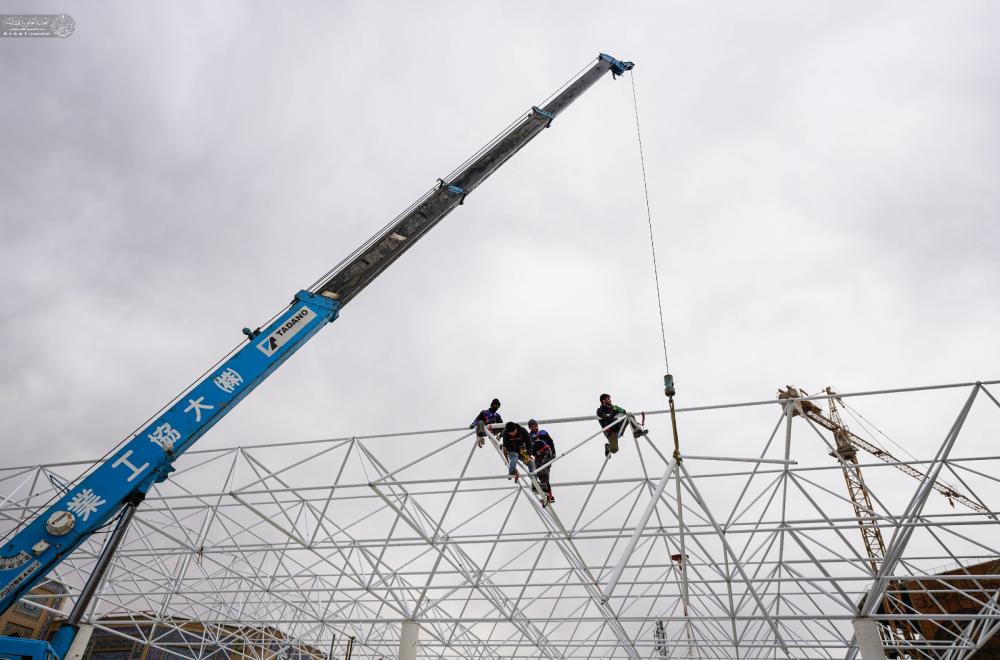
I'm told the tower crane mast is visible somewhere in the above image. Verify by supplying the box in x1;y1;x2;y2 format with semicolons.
824;390;887;573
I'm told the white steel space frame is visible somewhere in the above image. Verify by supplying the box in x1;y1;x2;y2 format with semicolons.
2;380;999;660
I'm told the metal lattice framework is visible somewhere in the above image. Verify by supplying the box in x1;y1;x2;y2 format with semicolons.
2;380;999;659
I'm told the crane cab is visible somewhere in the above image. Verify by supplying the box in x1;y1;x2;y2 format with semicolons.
0;638;60;660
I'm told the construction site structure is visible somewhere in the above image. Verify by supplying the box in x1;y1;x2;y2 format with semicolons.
0;52;635;660
778;387;988;516
779;385;995;654
2;379;997;659
889;559;1000;659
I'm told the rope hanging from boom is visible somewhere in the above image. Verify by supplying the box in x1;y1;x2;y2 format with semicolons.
629;70;670;374
629;70;682;458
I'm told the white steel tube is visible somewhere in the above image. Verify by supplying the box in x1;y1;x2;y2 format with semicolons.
604;459;676;600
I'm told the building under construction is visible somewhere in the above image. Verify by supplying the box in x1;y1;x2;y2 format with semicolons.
1;380;996;659
0;34;997;660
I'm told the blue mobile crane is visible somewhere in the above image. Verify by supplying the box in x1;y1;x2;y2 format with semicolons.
0;53;633;660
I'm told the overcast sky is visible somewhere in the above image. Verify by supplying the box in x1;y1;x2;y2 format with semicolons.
1;1;998;469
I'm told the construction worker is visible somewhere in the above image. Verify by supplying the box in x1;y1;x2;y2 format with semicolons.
597;393;647;458
528;419;555;504
470;398;503;448
502;421;531;479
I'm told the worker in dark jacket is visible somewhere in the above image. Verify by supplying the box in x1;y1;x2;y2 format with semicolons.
528;419;555;503
502;421;531;479
470;398;502;448
597;393;647;458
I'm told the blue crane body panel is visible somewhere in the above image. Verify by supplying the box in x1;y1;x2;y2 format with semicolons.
0;638;57;660
0;290;339;611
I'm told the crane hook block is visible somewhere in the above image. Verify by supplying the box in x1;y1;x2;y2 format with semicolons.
599;53;635;78
664;373;676;398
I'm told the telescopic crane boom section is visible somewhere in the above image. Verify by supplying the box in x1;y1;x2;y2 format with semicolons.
315;54;634;306
0;53;634;659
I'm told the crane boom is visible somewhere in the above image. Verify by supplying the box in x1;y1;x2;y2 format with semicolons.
0;53;635;635
315;54;632;306
778;386;988;515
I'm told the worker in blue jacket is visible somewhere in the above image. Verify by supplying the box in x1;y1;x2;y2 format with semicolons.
470;398;503;448
528;419;555;503
597;393;647;458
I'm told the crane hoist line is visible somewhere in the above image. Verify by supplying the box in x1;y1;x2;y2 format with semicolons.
0;52;634;660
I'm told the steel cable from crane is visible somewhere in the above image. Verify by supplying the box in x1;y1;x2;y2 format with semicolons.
629;70;670;373
629;69;684;466
841;399;976;503
841;400;920;463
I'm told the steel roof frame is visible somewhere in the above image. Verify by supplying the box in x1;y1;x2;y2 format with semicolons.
3;380;999;659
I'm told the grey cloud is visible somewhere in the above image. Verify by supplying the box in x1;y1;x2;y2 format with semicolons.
0;1;997;471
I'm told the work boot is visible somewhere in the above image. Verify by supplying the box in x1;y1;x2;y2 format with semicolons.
604;443;611;458
507;471;515;480
547;492;555;504
513;473;520;483
477;437;485;448
632;428;648;438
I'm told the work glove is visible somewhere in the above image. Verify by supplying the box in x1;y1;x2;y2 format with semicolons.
613;405;626;414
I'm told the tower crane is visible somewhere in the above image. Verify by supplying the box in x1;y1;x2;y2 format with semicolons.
777;386;988;521
777;385;990;647
0;52;635;660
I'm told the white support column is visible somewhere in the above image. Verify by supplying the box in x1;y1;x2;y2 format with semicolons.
64;624;94;660
852;618;887;660
398;620;419;660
